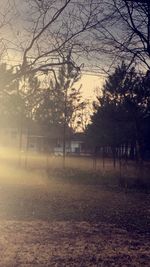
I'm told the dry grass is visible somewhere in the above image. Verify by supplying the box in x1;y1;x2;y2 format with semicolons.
0;220;150;267
0;151;150;266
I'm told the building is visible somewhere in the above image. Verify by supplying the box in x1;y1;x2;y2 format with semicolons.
54;133;85;156
0;120;86;155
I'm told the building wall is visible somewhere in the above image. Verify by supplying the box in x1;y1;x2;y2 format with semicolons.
54;140;83;155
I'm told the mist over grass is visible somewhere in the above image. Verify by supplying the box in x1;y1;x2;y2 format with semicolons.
0;148;149;266
0;148;150;192
0;158;149;234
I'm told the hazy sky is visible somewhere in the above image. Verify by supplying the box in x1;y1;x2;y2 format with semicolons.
80;74;104;100
0;0;106;100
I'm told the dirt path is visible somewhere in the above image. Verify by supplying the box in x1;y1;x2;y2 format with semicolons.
0;167;149;266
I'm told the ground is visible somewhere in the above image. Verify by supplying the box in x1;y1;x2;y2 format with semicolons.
1;220;150;267
0;162;150;266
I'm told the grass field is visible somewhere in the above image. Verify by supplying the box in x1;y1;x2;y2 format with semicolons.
1;147;150;191
0;150;150;266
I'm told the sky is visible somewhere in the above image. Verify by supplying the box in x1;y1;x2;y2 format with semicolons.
0;0;107;102
80;74;105;100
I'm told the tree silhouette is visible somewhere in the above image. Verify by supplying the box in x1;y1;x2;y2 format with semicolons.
87;62;150;161
94;0;150;69
35;62;82;131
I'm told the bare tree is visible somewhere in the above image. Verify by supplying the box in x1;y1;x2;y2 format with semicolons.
93;0;150;70
0;0;17;60
4;0;105;79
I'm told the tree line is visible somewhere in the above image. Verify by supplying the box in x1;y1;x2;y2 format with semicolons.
0;62;88;137
86;62;150;163
0;0;150;164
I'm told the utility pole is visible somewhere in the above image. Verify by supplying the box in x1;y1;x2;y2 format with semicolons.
63;86;67;168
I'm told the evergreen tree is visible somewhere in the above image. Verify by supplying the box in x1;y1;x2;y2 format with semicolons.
0;63;41;127
87;62;150;160
35;63;83;133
